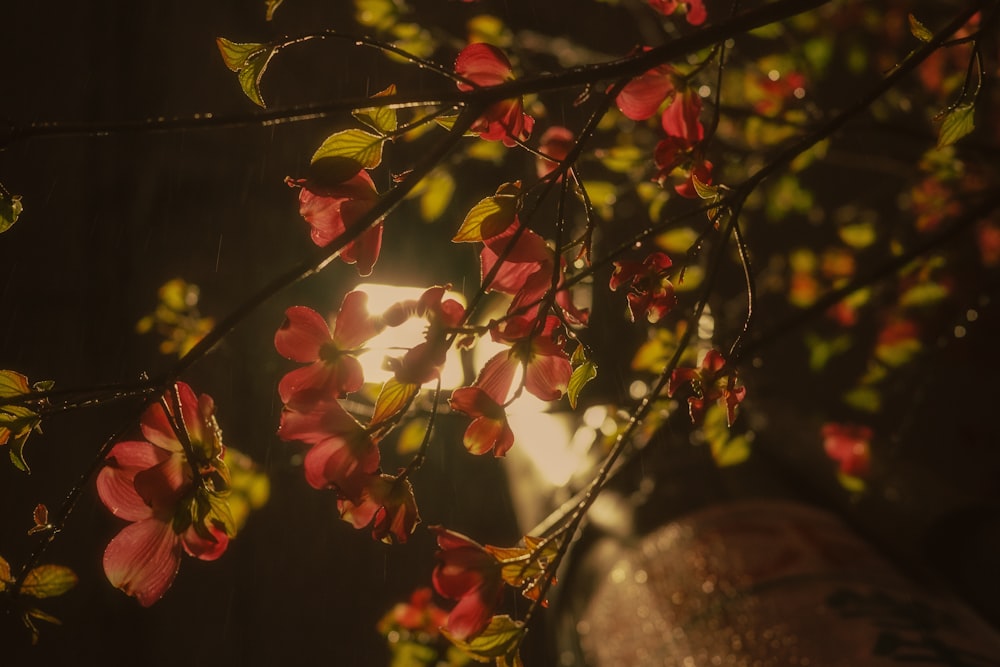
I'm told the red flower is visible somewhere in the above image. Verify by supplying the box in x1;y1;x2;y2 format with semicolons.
536;126;575;180
654;90;712;198
648;0;707;25
430;526;504;641
338;472;420;544
382;286;467;386
286;170;383;276
378;587;450;638
610;252;677;323
449;353;519;457
278;399;380;501
668;349;746;426
491;316;572;402
96;383;230;606
616;61;676;121
274;291;384;406
821;423;872;477
455;43;535;147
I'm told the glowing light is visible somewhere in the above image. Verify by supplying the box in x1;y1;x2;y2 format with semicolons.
353;283;466;389
793;87;806;99
967;309;978;322
629;380;647;400
506;398;580;487
954;325;966;338
767;69;780;81
698;85;711;98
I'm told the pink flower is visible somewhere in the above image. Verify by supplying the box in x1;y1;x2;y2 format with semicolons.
655;90;711;197
536;126;575;180
338;472;420;544
491;316;572;402
286;170;383;276
430;526;504;641
97;383;230;606
668;349;746;426
274;291;384;407
610;252;677;323
455;43;535;147
822;423;872;477
278;399;380;501
449;353;519;457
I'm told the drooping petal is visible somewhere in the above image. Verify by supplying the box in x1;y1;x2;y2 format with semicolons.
103;518;181;607
296;184;347;247
445;583;502;641
474;353;520;405
275;306;332;363
465;415;515;457
181;524;230;562
339;200;383;277
97;441;167;521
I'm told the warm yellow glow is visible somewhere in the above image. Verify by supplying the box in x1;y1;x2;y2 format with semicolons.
507;395;591;487
352;283;467;389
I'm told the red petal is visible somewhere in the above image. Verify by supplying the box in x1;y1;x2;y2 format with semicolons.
661;91;704;143
525;353;571;402
617;66;674;121
445;584;503;641
103;519;181;607
297;187;346;248
182;524;230;561
474;353;520;405
140;400;183;454
133;453;191;512
275;306;331;362
463;416;512;456
333;290;383;349
455;43;514;88
339;201;383;276
97;441;166;521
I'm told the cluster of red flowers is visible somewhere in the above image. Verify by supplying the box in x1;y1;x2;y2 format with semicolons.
668;349;746;426
274;288;466;543
97;383;233;606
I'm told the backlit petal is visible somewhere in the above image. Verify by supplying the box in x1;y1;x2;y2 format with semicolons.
275;306;331;362
103;519;181;607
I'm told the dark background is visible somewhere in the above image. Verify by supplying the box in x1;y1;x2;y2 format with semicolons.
2;1;999;665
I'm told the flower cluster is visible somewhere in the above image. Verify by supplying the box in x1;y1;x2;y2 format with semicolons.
648;0;707;26
455;43;535;147
610;251;677;323
275;287;466;543
668;349;746;426
97;383;234;606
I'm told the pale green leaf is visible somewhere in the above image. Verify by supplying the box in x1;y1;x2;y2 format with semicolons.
837;472;866;493
843;386;881;413
265;0;284;21
215;39;276;107
598;145;643;173
312;129;385;169
908;14;934;43
838;222;876;249
419;169;455;221
937;104;975;148
568;360;597;409
215;38;267;72
712;434;750;467
21;564;77;599
0;370;31;397
352;84;399;136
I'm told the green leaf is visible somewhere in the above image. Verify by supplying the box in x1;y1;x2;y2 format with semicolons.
0;369;31;397
216;38;275;108
900;282;948;308
452;183;520;243
0;188;23;234
843;386;881;413
20;564;77;599
352;84;399;136
443;615;525;662
837;472;866;493
838;221;876;249
908;14;934;43
418;169;455;221
568;353;597;410
2;404;41;473
264;0;284;21
598;145;643;173
312;129;385;170
712;434;750;467
372;378;419;427
205;491;237;538
937;104;975;148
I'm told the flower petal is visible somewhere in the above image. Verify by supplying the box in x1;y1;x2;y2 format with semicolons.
182;524;230;562
333;290;383;349
455;43;514;89
97;441;167;521
140;401;183;454
103;518;181;607
275;306;332;363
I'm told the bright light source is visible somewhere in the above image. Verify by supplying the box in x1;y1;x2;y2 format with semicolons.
507;398;581;487
352;283;467;389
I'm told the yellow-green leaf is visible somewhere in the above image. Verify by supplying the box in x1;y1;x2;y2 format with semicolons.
216;39;276;108
20;564;77;599
216;38;266;72
372;378;419;426
843;386;881;413
937;104;975;148
453;183;520;243
419;169;455;221
0;555;12;590
900;282;948;308
0;188;23;234
838;221;876;249
568;359;597;410
837;472;866;493
442;615;525;662
908;14;933;42
0;369;31;397
353;84;399;136
312;129;385;170
205;491;237;537
598;145;643;173
711;434;750;467
265;0;284;21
